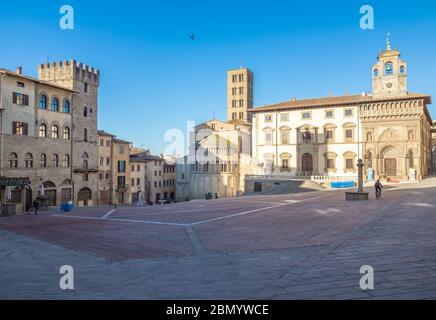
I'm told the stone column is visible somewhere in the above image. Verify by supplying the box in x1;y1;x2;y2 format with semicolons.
357;159;364;192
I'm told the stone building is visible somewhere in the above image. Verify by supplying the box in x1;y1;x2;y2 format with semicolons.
431;121;436;173
163;155;176;202
250;38;433;183
175;119;253;201
130;157;146;205
0;60;99;213
97;130;131;205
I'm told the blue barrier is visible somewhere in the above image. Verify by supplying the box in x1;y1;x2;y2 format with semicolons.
60;203;74;212
331;181;355;189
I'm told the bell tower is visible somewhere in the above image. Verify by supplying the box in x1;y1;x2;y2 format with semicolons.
372;34;408;97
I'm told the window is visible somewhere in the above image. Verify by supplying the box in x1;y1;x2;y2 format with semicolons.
51;98;59;112
25;153;33;168
118;160;126;173
302;131;312;143
117;176;126;189
385;62;394;75
132;165;135;172
17;81;25;88
51;125;59;139
8;153;18;168
280;129;290;145
265;132;273;146
100;139;104;146
106;140;110;147
62;155;70;168
39;153;47;167
137;178;140;186
100;157;104;166
39;95;47;109
83;128;88;142
154;181;157;188
239;87;244;94
345;129;353;139
239;100;244;107
13;92;29;106
302;112;311;120
326;130;334;141
105;172;110;180
327;158;335;169
83;173;89;181
264;114;273;123
63;127;70;140
346;159;354;169
280;113;289;122
131;178;135;186
84;107;88;117
400;65;405;74
344;109;353;117
99;172;103;180
106;157;110;165
374;69;379;77
39;124;47;137
12;122;28;135
137;165;140;171
119;144;125;154
325;110;334;119
84;82;88;93
63;100;70;113
82;153;89;169
282;159;289;169
52;154;59;167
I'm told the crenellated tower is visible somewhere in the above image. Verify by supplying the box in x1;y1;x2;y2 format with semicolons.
38;60;100;205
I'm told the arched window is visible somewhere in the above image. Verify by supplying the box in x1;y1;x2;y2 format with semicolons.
385;62;394;75
62;154;70;168
82;152;89;169
25;153;33;168
63;127;70;140
8;152;18;168
39;124;47;137
400;65;405;74
84;106;88;117
51;97;59;112
52;154;59;167
51;125;59;139
373;69;379;77
39;95;47;109
39;153;47;167
63;100;70;113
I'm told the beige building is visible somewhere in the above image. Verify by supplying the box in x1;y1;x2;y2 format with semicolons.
250;38;433;184
227;68;254;122
0;60;99;214
130;156;146;205
176;119;253;201
97;130;131;205
163;156;176;202
130;151;166;204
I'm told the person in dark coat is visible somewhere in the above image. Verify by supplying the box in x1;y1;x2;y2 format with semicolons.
374;179;383;199
33;199;39;215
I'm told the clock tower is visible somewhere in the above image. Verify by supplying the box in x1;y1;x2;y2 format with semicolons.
372;34;408;97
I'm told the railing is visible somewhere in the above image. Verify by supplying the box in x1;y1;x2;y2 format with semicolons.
311;175;358;183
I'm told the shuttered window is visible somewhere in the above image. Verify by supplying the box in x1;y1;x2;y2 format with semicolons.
12;92;29;106
12;122;28;135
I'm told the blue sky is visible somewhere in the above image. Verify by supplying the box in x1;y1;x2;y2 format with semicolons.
1;0;436;153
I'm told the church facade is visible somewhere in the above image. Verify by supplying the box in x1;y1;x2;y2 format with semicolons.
250;39;433;181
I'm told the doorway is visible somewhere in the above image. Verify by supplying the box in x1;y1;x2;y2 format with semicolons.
385;158;397;176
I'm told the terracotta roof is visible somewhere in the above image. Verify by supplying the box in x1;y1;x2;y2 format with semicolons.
97;130;115;137
250;93;431;113
130;151;162;162
0;68;77;93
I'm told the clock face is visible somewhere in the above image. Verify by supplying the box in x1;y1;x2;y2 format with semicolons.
385;82;393;89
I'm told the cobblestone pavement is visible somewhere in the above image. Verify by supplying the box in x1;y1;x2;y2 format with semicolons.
1;179;436;300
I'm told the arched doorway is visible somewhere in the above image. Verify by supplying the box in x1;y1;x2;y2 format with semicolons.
432;146;436;174
77;188;92;207
301;153;313;174
43;181;57;206
60;179;72;203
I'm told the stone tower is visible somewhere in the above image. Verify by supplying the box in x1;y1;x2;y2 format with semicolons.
372;34;408;97
38;60;100;205
227;67;254;123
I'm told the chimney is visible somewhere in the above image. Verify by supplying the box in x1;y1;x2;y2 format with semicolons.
16;66;22;75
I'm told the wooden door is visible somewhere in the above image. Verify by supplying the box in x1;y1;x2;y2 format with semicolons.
385;158;397;176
